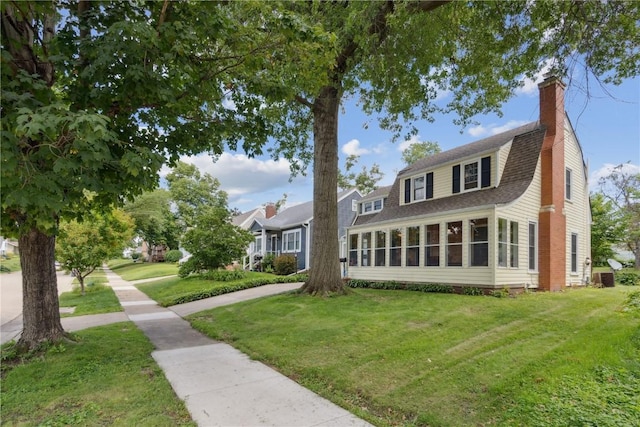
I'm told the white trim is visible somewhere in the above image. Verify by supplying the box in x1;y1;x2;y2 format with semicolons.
282;228;302;253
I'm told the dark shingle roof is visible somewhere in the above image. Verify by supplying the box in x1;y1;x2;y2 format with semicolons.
398;121;540;178
353;125;545;227
257;200;313;230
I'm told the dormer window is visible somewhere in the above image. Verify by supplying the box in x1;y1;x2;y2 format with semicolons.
404;172;434;204
360;198;384;215
453;156;492;194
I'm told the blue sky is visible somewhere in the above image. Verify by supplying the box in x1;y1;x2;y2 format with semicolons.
170;71;639;213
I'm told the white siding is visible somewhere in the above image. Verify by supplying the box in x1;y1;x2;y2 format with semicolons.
493;155;542;289
496;142;512;187
563;119;591;286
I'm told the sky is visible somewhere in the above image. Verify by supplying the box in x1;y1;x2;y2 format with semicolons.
163;71;640;213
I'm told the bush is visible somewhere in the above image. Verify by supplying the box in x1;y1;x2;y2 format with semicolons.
345;279;455;294
131;253;141;261
201;269;246;282
262;253;276;272
462;286;484;296
274;255;297;275
164;250;183;263
617;271;640;286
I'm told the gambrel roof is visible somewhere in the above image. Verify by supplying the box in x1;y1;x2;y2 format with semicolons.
353;122;546;227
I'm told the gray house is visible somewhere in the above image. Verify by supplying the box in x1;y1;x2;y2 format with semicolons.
248;188;362;272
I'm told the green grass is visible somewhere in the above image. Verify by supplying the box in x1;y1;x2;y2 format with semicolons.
188;287;640;427
0;255;21;273
1;323;195;426
108;260;178;281
137;272;303;307
59;283;122;317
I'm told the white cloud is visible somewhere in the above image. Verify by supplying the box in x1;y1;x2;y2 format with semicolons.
163;152;309;207
590;162;640;190
342;139;370;156
468;120;529;138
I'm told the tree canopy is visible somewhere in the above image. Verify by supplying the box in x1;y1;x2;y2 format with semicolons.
56;208;134;294
401;141;442;166
123;189;179;253
338;154;384;195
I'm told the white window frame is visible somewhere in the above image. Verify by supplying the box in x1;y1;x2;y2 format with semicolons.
566;167;573;201
282;229;301;253
360;199;384;215
571;233;578;274
528;221;538;272
498;218;508;268
456;157;489;193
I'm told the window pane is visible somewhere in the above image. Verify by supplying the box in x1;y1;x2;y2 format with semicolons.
464;162;478;190
406;226;420;266
425;224;440;267
528;222;537;271
362;232;371;267
374;199;382;210
510;222;519;268
571;233;578;273
349;234;358;266
470;218;488;266
413;176;425;200
498;218;507;267
390;229;402;266
447;221;462;266
375;231;386;266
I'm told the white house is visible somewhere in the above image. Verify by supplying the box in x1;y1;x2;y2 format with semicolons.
346;76;591;292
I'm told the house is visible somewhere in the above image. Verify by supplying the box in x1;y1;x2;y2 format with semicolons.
346;75;591;292
248;188;363;272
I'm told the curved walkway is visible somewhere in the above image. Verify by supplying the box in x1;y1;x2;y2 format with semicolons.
6;268;372;426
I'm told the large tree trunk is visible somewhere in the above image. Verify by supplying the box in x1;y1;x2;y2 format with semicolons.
301;86;345;295
18;228;65;350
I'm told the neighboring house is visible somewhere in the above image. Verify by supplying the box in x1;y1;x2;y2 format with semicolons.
0;237;19;256
347;76;591;292
248;189;362;272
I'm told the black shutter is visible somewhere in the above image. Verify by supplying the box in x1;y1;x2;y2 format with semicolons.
426;172;433;199
452;165;460;194
481;156;491;188
404;178;411;203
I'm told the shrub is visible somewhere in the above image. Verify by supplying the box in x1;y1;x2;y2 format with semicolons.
131;253;140;261
623;290;640;312
462;287;484;296
274;254;297;275
491;288;511;298
262;253;276;271
617;271;640;286
164;250;183;263
201;269;247;282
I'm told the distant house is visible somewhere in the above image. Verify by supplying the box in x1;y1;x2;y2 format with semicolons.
0;237;18;256
248;189;362;272
346;76;591;292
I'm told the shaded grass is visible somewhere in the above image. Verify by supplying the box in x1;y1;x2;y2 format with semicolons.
1;323;194;426
59;283;122;317
188;287;640;427
137;272;302;307
108;260;178;281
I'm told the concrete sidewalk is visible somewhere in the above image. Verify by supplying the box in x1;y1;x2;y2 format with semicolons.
102;268;373;427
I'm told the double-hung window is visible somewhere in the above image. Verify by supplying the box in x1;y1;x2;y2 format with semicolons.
375;231;386;266
571;233;578;274
404;173;434;203
390;229;402;266
349;234;358;266
566;168;573;201
447;221;463;266
453;156;491;193
282;229;301;253
498;218;508;267
425;224;440;266
528;222;537;271
469;218;488;266
361;232;371;267
406;226;420;266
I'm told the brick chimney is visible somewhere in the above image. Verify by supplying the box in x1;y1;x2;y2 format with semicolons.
265;203;277;219
538;75;567;291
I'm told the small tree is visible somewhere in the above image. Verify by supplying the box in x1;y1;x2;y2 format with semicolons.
179;206;254;277
338;154;384;194
56;209;134;295
401;141;442;166
590;192;625;265
598;163;640;268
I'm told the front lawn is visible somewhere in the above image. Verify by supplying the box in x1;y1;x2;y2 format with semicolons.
59;283;122;317
1;323;194;426
108;260;179;281
188;287;640;427
137;272;305;307
0;255;21;273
